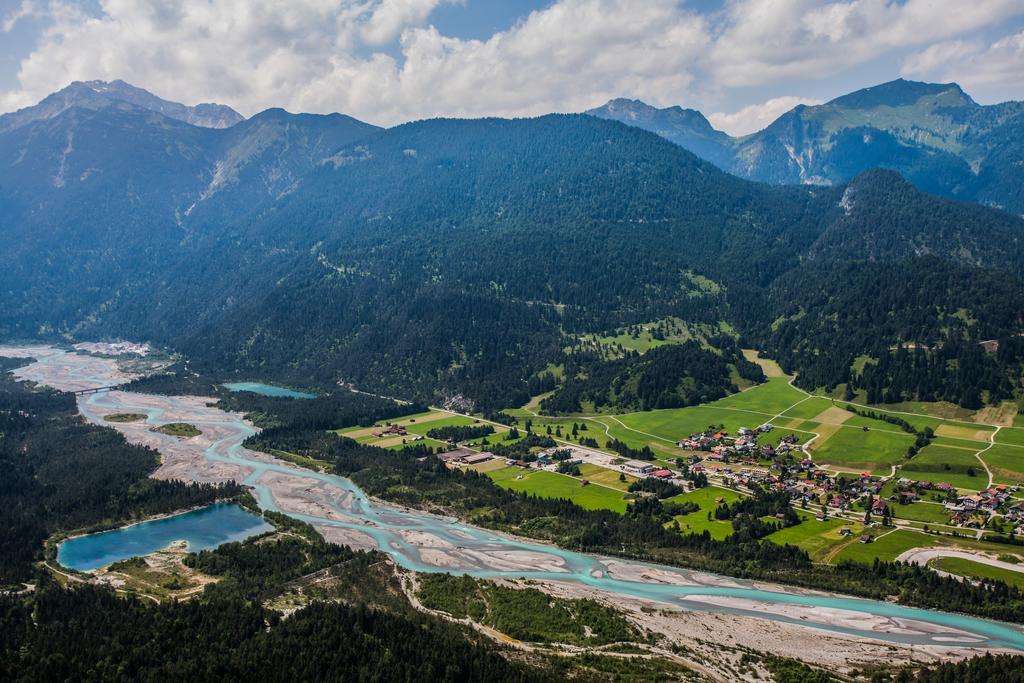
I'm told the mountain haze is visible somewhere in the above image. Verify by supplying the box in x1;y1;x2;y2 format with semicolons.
0;80;244;132
1;81;1022;410
589;79;1024;215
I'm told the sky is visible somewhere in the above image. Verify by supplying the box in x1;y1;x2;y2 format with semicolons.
0;0;1022;135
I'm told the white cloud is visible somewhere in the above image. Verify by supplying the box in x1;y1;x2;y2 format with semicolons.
709;95;822;136
0;0;1022;125
708;0;1024;87
0;0;710;125
902;31;1024;95
362;0;453;46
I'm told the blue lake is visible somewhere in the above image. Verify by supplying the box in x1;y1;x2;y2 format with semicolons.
57;503;274;571
222;381;316;399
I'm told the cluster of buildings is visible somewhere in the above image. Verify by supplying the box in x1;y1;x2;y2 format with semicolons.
373;424;409;438
621;460;674;479
677;424;803;464
436;447;494;466
943;485;1017;526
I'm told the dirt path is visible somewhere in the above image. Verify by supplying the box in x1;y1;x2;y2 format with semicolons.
973;427;1000;489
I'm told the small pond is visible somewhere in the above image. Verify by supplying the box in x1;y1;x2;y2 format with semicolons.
222;381;316;399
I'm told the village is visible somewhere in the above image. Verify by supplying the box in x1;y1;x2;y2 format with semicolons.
426;417;1024;539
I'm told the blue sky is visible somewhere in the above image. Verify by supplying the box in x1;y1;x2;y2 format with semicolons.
1;1;1022;134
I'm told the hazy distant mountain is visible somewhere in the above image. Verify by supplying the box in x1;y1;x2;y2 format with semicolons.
585;98;734;168
0;79;244;132
0;84;380;332
186;108;381;222
588;79;1024;215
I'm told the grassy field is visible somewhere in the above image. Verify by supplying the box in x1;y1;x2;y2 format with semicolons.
898;444;987;490
585;329;674;354
809;425;914;473
335;410;508;451
780;397;833;420
980;444;1024;484
890;501;951;525
665;487;743;540
577;463;637;491
834;529;939;564
931;557;1024;589
486;466;629;513
767;514;863;562
710;377;807;415
996;428;1024;447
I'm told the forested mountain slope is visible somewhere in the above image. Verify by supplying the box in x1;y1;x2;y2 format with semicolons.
0;88;379;338
590;79;1024;215
2;84;1023;410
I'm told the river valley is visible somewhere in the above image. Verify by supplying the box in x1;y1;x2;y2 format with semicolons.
5;343;1024;672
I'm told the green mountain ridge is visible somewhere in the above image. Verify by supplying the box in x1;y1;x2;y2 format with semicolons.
589;78;1024;215
1;84;1023;410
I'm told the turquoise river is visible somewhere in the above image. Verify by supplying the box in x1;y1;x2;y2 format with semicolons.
4;344;1024;655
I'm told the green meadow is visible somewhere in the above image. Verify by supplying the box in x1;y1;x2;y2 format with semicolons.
898;443;987;490
834;530;938;564
931;557;1024;589
996;428;1024;448
810;426;914;473
486;467;629;513
980;444;1024;484
766;514;863;562
709;377;806;415
665;487;743;540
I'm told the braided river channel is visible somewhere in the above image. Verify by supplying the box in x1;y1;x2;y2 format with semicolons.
5;344;1024;653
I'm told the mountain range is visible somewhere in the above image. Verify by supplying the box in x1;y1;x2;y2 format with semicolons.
1;79;1022;410
588;79;1024;215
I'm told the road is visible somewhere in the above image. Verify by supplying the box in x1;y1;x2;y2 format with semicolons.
895;548;1024;579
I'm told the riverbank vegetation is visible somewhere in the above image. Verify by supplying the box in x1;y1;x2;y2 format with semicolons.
103;413;146;422
151;422;202;437
417;573;643;646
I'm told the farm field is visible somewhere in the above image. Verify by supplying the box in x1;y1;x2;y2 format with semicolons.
890;501;951;525
979;444;1024;484
834;530;939;564
511;358;1024;498
931;557;1024;589
766;514;864;562
577;463;638;491
486;466;629;513
897;444;987;490
710;377;807;415
336;409;513;450
809;425;914;473
665;487;743;540
996;428;1024;448
780;396;833;420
